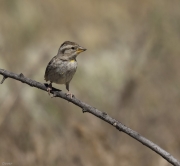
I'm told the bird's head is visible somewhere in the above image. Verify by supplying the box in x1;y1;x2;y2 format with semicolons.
58;41;86;60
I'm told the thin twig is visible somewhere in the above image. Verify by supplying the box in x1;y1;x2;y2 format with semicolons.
0;75;7;84
0;68;180;166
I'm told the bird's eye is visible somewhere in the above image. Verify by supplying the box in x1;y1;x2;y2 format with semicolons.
71;47;75;50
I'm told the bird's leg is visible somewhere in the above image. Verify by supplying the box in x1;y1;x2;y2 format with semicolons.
47;82;52;95
66;91;73;98
65;82;74;98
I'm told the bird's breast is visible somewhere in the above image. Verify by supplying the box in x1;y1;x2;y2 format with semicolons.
67;60;77;69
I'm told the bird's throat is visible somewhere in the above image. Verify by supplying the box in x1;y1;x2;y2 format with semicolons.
70;59;76;63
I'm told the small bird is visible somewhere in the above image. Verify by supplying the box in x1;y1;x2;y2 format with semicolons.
44;41;86;98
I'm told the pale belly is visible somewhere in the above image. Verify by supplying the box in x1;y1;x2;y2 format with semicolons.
51;60;77;84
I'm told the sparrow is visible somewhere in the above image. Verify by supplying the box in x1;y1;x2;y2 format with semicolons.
44;41;86;98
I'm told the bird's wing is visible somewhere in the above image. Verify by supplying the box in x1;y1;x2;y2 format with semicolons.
44;56;57;81
44;56;67;81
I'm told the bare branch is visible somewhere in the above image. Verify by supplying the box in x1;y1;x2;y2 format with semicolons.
0;68;179;166
0;69;8;84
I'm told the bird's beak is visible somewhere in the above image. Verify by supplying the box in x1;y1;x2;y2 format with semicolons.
76;47;87;54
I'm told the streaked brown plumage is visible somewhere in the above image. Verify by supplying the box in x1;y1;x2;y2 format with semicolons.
44;41;86;97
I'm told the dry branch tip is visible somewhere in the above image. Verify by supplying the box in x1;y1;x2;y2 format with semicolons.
0;76;8;84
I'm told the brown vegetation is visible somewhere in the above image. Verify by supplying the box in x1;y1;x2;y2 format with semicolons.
0;1;180;165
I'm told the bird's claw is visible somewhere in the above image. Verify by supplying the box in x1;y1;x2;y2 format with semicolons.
47;87;52;95
66;92;74;99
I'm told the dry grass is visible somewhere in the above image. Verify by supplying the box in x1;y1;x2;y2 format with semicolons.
0;0;180;165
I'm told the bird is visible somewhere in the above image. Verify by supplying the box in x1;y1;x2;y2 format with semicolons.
44;41;86;98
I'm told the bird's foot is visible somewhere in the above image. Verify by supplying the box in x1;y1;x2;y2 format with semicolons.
47;82;53;97
66;92;74;99
47;87;52;95
47;87;55;98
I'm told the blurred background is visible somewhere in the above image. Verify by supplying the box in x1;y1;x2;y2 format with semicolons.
0;0;180;166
